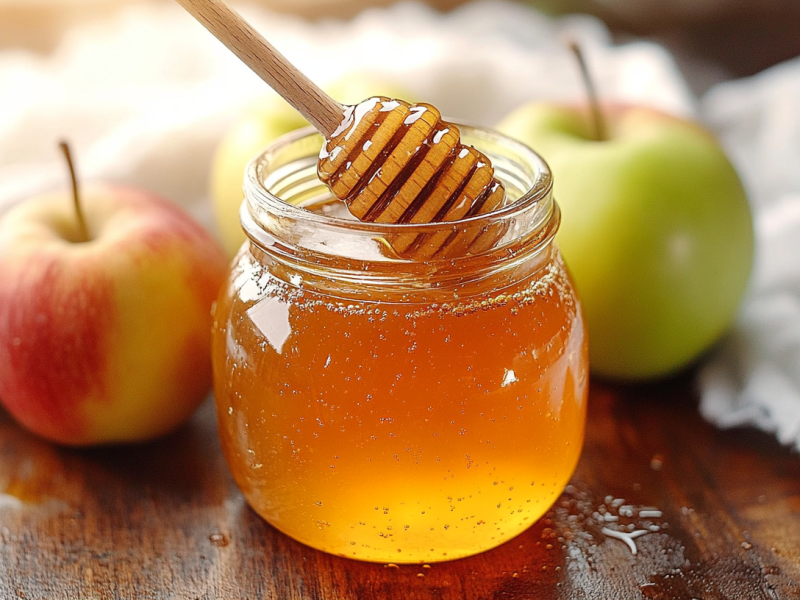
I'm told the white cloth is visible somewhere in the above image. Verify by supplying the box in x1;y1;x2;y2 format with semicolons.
5;0;798;448
698;57;800;450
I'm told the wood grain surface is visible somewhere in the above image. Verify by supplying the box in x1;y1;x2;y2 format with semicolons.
0;374;798;599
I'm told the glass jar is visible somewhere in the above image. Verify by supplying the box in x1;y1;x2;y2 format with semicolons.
212;125;588;564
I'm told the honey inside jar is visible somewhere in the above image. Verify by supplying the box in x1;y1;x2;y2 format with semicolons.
212;126;588;563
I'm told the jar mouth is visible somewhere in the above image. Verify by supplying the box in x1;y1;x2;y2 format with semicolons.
242;123;556;264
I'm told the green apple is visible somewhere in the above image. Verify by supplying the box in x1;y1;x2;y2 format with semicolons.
210;94;308;257
497;104;754;380
323;72;413;107
210;73;414;256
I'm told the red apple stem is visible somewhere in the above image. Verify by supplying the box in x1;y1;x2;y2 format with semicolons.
59;141;90;243
568;41;607;142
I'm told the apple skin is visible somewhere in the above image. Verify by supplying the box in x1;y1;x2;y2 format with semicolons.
211;95;309;257
498;104;754;380
0;185;228;445
210;74;414;256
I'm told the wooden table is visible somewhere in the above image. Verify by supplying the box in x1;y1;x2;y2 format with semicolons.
1;374;798;599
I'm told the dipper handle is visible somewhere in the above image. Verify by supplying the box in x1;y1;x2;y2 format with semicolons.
175;0;344;136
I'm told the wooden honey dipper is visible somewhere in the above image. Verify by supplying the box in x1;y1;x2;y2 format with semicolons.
176;0;507;259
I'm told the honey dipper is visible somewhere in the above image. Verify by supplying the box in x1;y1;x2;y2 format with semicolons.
176;0;507;259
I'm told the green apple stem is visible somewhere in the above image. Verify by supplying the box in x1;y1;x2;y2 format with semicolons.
59;141;90;243
568;41;607;142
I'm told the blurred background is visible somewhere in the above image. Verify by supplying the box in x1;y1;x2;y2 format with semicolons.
2;0;800;93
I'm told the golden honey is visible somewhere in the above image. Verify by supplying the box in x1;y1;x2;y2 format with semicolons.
212;126;588;563
317;98;507;261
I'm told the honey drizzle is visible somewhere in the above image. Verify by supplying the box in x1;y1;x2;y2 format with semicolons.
363;124;448;222
324;101;396;195
361;116;436;222
397;138;457;224
318;98;507;258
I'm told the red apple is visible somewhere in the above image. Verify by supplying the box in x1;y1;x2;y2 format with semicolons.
0;183;228;445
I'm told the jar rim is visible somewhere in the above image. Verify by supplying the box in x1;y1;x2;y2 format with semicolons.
241;123;559;274
243;123;553;237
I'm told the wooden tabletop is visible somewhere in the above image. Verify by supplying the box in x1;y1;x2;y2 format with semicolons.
0;373;798;599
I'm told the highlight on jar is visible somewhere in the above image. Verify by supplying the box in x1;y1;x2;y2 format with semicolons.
211;123;589;564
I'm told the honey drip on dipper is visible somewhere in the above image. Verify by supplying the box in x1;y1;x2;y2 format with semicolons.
176;0;507;258
319;98;506;258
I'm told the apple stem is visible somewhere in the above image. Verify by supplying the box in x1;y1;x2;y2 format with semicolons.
568;41;607;142
59;141;90;243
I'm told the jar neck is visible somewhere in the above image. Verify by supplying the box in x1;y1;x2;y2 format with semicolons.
241;125;557;300
242;201;560;302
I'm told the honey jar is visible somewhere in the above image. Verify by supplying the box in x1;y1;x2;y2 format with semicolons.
212;124;588;563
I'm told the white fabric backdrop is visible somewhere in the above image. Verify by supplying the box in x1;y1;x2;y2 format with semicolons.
698;57;800;450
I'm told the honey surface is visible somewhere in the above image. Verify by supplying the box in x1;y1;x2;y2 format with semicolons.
213;245;587;563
